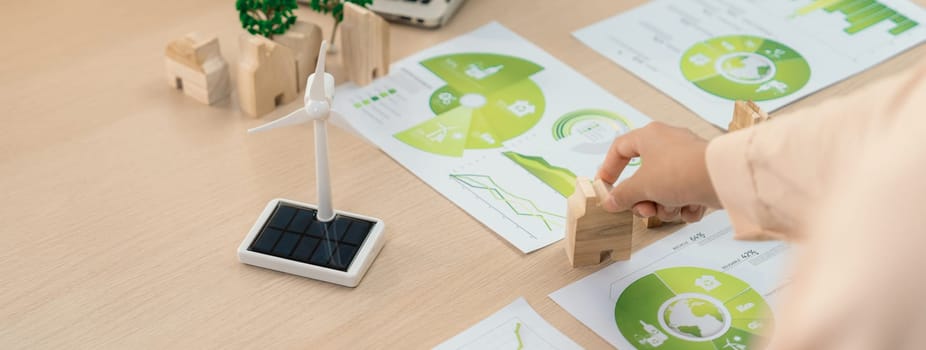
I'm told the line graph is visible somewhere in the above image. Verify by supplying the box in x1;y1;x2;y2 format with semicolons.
514;322;524;349
434;298;580;350
450;174;565;231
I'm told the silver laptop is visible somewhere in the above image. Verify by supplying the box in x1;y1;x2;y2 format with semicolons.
369;0;466;28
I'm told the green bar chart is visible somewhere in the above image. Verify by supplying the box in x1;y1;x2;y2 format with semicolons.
796;0;919;35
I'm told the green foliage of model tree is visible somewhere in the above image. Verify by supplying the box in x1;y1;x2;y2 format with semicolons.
308;0;374;46
236;0;299;40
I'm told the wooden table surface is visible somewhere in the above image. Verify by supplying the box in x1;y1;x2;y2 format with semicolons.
3;0;925;348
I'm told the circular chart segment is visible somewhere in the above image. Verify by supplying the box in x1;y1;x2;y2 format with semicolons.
552;109;631;144
615;266;773;349
552;109;639;166
395;53;546;157
680;35;810;101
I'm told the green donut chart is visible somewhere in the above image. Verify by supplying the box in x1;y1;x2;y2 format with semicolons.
395;53;546;157
615;266;773;349
552;109;631;142
551;109;640;166
681;35;810;101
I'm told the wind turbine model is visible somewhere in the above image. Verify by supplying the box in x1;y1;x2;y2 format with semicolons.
237;41;386;287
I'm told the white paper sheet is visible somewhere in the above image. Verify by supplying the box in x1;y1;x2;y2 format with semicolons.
574;0;926;128
335;22;652;253
550;212;792;349
434;298;583;350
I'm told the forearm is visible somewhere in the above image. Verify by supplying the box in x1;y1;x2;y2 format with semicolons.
705;65;924;240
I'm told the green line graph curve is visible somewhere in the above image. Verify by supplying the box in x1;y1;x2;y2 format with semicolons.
502;151;577;197
514;322;524;350
451;174;565;230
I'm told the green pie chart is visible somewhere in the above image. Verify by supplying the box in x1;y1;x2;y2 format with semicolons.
615;266;773;349
680;35;810;101
551;109;631;143
551;109;640;166
395;53;546;157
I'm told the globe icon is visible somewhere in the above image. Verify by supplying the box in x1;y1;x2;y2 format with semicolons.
680;35;810;101
661;296;727;340
717;53;775;84
616;267;773;349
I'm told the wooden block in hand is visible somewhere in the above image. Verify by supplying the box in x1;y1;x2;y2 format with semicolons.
565;177;634;267
642;216;663;228
729;100;770;131
645;100;771;229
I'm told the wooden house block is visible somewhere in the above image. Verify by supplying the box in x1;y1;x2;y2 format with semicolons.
165;32;230;105
728;100;770;131
273;20;323;92
237;35;298;118
642;216;663;229
341;2;390;86
565;177;634;267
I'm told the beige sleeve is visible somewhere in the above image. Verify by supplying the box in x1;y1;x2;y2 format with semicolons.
769;70;926;349
705;66;925;241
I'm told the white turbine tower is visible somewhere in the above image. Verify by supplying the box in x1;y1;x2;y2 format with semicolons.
238;41;386;287
248;41;338;222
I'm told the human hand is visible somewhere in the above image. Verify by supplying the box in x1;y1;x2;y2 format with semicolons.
596;122;720;223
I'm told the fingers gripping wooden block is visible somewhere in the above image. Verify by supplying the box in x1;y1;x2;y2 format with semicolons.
565;177;634;267
642;100;771;230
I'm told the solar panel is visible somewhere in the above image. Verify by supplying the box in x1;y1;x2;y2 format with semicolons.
248;202;374;272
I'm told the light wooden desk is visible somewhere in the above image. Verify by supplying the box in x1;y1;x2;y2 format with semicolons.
2;0;924;348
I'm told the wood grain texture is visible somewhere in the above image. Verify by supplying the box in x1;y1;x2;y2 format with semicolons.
729;100;771;131
237;35;298;118
1;0;925;348
341;2;390;86
165;32;231;105
272;20;323;92
565;178;634;267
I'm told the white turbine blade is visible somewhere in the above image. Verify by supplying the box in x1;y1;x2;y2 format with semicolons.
247;109;312;134
308;41;329;102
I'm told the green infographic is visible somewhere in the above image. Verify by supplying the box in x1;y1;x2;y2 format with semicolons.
502;152;577;197
680;35;811;101
450;174;565;231
394;53;547;157
615;266;773;349
551;109;639;165
793;0;919;35
552;109;631;143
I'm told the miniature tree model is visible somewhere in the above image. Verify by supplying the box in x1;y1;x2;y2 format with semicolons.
236;0;299;40
308;0;374;51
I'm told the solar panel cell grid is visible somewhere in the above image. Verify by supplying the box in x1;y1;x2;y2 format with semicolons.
248;203;374;272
